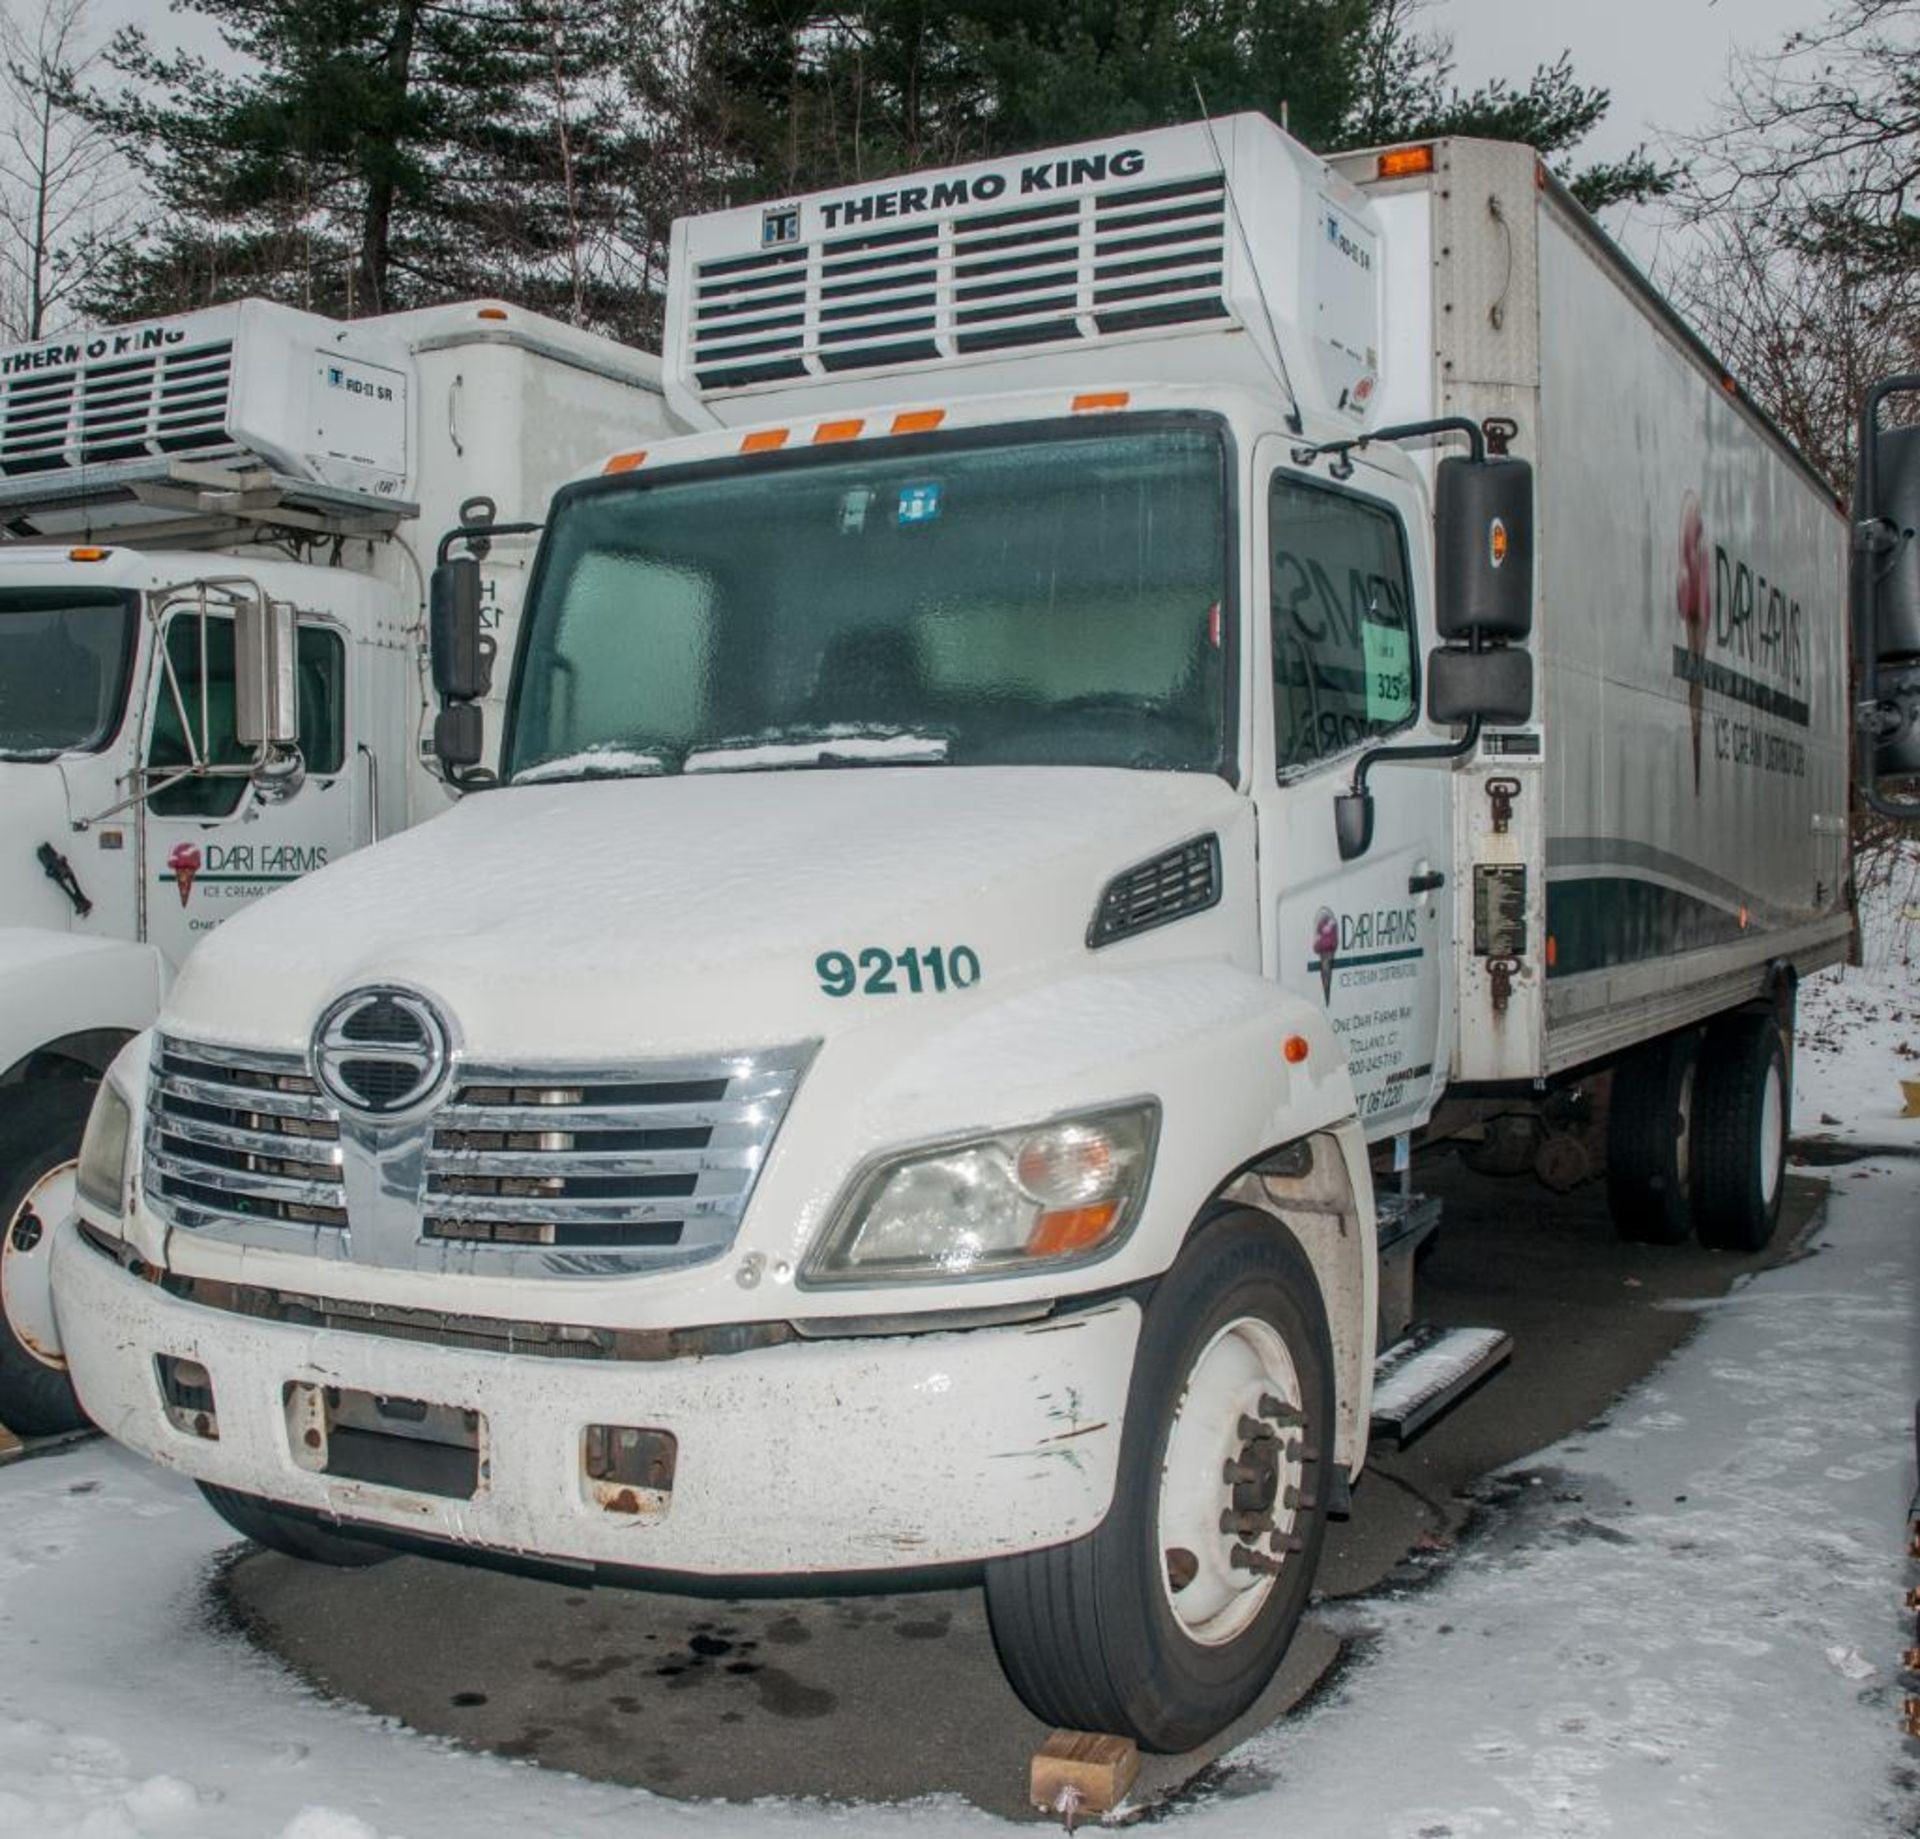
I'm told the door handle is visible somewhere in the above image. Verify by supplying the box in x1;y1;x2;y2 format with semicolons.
1408;870;1445;895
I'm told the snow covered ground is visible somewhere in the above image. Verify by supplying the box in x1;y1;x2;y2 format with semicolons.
2;1156;1914;1839
1796;842;1920;1142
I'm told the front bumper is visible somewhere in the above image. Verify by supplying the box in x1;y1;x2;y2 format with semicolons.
54;1220;1139;1574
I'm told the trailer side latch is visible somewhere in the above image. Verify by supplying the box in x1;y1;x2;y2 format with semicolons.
1487;957;1518;1012
1486;776;1520;835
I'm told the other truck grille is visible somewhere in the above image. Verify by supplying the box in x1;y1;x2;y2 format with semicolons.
688;174;1230;394
0;336;236;476
146;1036;813;1277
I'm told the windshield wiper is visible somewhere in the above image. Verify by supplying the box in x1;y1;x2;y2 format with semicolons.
684;733;950;774
511;748;669;786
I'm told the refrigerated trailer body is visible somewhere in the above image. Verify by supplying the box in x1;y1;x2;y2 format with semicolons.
56;120;1851;1752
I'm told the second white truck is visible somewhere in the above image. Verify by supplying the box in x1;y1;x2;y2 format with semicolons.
55;120;1855;1750
0;298;668;1434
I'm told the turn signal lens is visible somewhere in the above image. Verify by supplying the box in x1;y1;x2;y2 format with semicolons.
1377;145;1435;180
1283;1035;1311;1065
1027;1203;1120;1257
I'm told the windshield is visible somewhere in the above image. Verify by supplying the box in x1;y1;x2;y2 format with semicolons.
504;423;1231;782
0;587;138;758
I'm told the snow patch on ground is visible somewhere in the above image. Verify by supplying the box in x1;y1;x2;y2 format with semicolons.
1795;842;1920;1141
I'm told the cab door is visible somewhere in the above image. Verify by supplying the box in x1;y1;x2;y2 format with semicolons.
1255;442;1451;1140
140;601;361;972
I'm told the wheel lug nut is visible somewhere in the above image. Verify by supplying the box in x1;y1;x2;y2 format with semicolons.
1219;1509;1273;1536
1259;1394;1303;1426
1222;1460;1259;1485
1268;1530;1305;1555
1236;1414;1272;1441
1229;1542;1284;1575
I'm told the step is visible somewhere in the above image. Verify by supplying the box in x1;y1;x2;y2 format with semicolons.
1369;1322;1513;1447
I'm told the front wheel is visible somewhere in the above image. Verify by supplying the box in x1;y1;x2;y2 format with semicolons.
985;1212;1335;1753
0;1082;96;1438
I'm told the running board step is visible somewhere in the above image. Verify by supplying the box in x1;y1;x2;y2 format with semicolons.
1369;1323;1512;1447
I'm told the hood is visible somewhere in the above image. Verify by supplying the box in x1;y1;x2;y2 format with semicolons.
0;761;79;932
168;767;1247;1060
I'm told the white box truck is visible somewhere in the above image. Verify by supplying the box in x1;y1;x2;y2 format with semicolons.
54;121;1861;1750
0;298;667;1435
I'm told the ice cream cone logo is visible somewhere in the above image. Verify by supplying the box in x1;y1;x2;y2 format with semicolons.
1312;907;1339;1004
167;842;202;907
1677;490;1711;793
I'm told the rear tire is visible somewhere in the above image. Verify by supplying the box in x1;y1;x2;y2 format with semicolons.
1692;1011;1789;1253
198;1483;399;1568
0;1082;96;1438
985;1212;1335;1753
1606;1030;1699;1245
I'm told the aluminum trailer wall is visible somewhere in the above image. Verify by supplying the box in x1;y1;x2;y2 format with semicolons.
1346;139;1851;1086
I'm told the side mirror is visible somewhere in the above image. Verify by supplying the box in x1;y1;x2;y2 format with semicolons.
1854;380;1920;813
233;594;299;749
1428;646;1533;726
430;556;493;701
434;703;485;769
1435;455;1534;642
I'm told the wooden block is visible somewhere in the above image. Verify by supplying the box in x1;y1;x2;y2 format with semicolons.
1029;1728;1140;1817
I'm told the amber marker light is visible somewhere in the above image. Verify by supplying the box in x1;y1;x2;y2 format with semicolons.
890;409;946;435
602;450;647;474
813;418;865;443
1376;145;1435;180
1071;391;1130;412
1026;1202;1121;1257
476;306;509;321
740;428;789;453
68;546;109;562
1283;1035;1311;1064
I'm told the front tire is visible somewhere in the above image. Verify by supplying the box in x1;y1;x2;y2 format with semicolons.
1692;1011;1789;1253
985;1212;1335;1753
198;1484;399;1568
0;1082;96;1438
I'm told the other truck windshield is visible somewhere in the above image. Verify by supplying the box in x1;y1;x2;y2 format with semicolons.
505;423;1230;782
0;587;137;758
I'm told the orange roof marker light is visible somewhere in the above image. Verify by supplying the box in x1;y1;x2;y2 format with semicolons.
68;546;109;562
813;418;866;444
476;307;510;321
1377;145;1435;181
890;409;946;435
602;450;647;474
1072;391;1130;413
740;428;789;453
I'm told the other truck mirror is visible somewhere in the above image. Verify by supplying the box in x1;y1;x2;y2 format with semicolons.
429;556;492;702
1853;376;1920;817
233;594;299;749
1427;645;1533;726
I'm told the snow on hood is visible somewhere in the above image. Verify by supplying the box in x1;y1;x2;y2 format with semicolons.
166;766;1245;1061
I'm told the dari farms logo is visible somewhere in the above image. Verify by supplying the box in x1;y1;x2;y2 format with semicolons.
1312;907;1339;1004
167;842;201;906
1673;489;1810;793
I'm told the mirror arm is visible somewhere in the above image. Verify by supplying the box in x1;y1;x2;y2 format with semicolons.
437;519;542;566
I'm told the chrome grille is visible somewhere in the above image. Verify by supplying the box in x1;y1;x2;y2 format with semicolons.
0;337;236;476
146;1038;344;1234
688;173;1230;394
145;1035;811;1277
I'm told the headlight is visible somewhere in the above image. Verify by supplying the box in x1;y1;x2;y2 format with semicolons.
75;1079;133;1218
801;1101;1158;1287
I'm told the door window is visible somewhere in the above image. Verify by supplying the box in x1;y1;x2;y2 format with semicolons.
1270;474;1416;772
148;615;347;817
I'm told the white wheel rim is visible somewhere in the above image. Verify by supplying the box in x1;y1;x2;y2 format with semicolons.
1156;1315;1304;1648
1757;1058;1783;1209
2;1159;75;1370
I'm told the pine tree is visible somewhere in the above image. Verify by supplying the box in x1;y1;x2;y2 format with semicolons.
82;0;649;334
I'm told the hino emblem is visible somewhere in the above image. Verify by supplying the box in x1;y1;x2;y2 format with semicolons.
311;986;452;1117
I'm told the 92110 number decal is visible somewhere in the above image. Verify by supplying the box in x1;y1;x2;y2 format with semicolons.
816;946;981;998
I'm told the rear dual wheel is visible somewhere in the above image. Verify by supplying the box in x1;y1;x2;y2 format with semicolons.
986;1213;1334;1754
